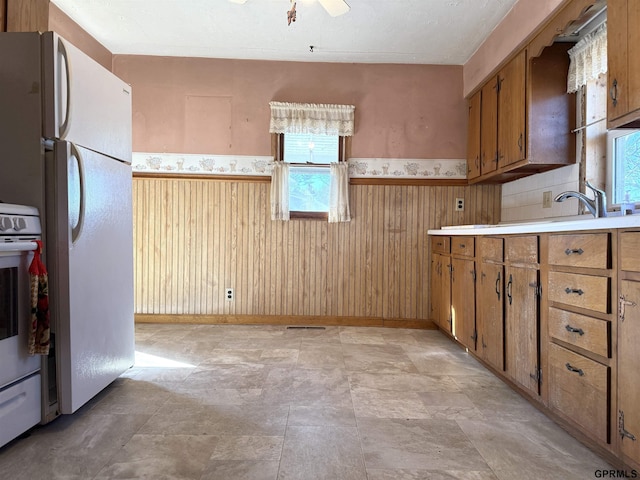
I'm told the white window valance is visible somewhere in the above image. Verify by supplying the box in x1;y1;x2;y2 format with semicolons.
567;22;607;94
269;101;355;136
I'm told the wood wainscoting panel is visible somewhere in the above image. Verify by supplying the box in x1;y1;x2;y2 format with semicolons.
133;177;501;323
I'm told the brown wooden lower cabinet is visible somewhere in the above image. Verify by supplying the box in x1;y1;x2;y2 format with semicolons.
548;343;610;444
451;257;476;350
430;251;451;333
477;261;504;370
430;228;640;469
618;279;640;466
505;264;540;395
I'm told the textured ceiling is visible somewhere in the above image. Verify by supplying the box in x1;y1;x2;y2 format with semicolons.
51;0;519;65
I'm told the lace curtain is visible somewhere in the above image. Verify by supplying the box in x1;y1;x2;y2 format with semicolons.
270;162;289;221
567;23;607;94
269;101;354;222
329;162;351;223
269;102;355;136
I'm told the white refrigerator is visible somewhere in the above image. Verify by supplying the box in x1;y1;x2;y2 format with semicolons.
0;32;135;419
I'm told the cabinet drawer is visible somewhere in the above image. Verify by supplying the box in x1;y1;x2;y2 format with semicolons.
505;236;538;264
479;236;503;262
548;271;610;313
621;232;640;272
549;344;609;443
451;236;474;257
548;233;609;269
432;236;450;254
548;307;610;358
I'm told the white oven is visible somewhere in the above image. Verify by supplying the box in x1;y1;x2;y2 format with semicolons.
0;204;42;448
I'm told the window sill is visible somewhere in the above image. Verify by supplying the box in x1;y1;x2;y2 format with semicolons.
289;211;328;221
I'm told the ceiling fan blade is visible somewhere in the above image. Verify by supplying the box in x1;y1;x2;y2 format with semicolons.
318;0;350;17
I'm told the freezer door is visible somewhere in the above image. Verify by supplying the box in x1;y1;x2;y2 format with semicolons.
41;32;132;163
46;142;134;414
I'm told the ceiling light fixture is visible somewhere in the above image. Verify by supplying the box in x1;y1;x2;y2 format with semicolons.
229;0;350;21
287;1;297;26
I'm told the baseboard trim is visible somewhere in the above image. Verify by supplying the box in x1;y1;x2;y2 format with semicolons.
134;314;437;330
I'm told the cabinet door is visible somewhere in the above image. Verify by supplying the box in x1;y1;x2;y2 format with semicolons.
467;91;481;179
498;50;527;168
441;257;452;332
478;262;504;370
505;266;539;395
480;79;498;175
618;280;640;463
431;253;442;327
607;0;629;120
451;257;476;350
431;253;452;333
628;1;640;116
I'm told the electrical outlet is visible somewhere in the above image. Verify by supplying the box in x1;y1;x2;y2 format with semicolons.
543;191;552;208
225;288;234;301
455;198;464;212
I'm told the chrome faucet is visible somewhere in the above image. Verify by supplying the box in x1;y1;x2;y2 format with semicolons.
554;181;607;218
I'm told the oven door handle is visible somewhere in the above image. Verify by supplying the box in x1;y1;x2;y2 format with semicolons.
0;241;38;253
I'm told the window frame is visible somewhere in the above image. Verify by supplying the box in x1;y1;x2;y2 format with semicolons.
275;133;347;220
606;128;640;207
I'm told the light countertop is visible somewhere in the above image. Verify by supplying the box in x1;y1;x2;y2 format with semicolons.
428;214;640;236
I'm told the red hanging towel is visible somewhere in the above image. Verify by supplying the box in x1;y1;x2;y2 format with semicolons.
28;240;50;355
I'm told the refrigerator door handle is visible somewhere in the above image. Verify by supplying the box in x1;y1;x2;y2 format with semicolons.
57;37;71;139
70;143;85;244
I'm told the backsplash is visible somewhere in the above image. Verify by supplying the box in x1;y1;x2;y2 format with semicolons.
501;164;581;222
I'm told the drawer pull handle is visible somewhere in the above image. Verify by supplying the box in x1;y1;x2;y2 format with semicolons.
565;248;584;255
565;325;585;336
459;244;465;248
565;363;585;376
565;287;584;296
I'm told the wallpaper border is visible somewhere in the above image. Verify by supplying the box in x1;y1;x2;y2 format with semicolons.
132;152;467;179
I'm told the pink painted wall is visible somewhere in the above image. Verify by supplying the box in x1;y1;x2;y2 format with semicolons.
48;3;112;71
112;55;466;159
463;0;567;96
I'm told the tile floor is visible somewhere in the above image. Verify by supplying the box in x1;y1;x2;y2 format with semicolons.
0;324;612;479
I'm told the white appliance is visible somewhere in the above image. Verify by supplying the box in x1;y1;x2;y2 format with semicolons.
0;32;135;420
0;204;42;447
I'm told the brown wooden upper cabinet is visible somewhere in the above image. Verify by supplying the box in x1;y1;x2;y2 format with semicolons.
608;0;640;128
467;25;579;183
497;50;527;170
1;0;6;32
466;91;481;179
